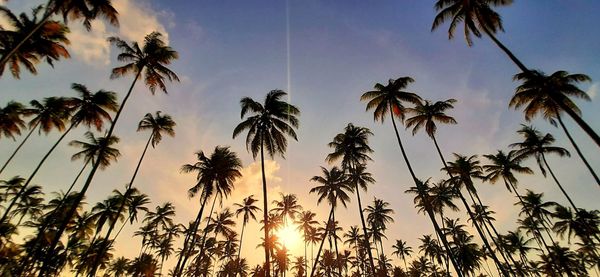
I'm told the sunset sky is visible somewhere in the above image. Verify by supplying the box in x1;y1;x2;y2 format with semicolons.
1;0;599;272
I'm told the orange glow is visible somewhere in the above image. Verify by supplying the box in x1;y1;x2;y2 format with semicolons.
276;223;301;250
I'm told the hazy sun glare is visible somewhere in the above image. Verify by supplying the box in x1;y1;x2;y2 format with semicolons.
276;223;302;250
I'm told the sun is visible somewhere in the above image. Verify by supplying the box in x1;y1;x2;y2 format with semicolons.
276;223;301;250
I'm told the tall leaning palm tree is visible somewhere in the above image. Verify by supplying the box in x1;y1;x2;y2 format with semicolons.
0;101;34;175
234;195;261;266
0;6;70;79
88;111;175;276
174;146;242;277
510;125;577;210
42;31;179;275
361;78;464;276
308;166;352;277
511;70;600;185
233;89;300;276
392;239;413;272
0;0;119;73
1;84;117;225
431;0;529;73
325;123;377;275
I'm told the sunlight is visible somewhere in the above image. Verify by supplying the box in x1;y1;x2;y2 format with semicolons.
276;223;301;250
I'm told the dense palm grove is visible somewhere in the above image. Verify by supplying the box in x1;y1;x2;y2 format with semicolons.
1;0;599;276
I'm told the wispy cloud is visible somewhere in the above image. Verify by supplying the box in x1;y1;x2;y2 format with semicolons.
587;82;598;99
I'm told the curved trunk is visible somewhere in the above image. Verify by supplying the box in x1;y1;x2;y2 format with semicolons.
309;208;334;277
431;135;510;277
87;133;154;277
259;134;271;277
541;154;578;211
478;16;529;74
353;169;376;276
556;114;600;186
557;100;600;149
0;122;75;224
0;121;39;176
194;193;219;276
39;69;143;277
175;191;209;277
390;112;464;277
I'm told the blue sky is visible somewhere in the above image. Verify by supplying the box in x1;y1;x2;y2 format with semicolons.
2;0;600;272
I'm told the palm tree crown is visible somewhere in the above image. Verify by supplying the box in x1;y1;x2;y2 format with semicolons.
137;111;176;147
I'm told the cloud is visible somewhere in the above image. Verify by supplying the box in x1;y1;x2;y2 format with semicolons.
230;160;283;202
68;21;111;65
67;0;169;65
587;82;598;99
112;0;169;43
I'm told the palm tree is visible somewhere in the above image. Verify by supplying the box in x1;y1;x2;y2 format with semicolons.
234;195;261;267
325;123;377;274
233;89;300;276
0;101;31;141
296;210;318;277
106;257;130;277
272;193;303;224
43;32;179;273
0;0;119;72
8;184;44;227
392;239;413;271
539;243;586;277
309;166;352;277
0;6;70;78
365;198;394;256
510;125;577;210
444;154;514;274
89;111;175;275
431;0;529;73
511;70;600;184
174;146;242;276
0;96;71;224
361;78;463;276
517;190;557;243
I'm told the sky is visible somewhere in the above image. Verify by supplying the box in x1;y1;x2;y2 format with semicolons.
1;0;600;273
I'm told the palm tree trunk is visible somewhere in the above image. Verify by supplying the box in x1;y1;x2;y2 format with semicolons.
352;175;377;276
87;134;154;277
439;211;450;277
556;114;600;186
0;6;58;70
174;191;205;276
556;100;600;149
235;221;247;277
504;178;552;255
309;208;334;277
390;112;464;277
259;134;271;277
331;210;342;277
193;193;219;274
541;153;578;211
0;122;76;224
40;69;144;277
0;122;39;176
478;17;529;74
430;135;509;277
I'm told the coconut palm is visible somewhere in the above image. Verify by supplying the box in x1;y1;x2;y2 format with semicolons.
272;193;303;224
174;146;242;276
431;0;529;73
0;6;70;79
233;89;300;276
326;123;377;274
552;205;600;246
106;257;130;277
365;198;394;255
234;195;261;266
517;190;557;243
88;112;174;275
392;239;413;271
343;226;364;276
539;244;586;277
296;210;318;277
0;96;71;224
511;70;600;185
0;101;31;141
510;125;577;210
361;78;463;276
8;184;44;227
309;166;352;277
0;0;119;72
42;32;179;274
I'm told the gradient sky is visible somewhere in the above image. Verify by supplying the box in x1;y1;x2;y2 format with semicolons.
2;0;600;273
